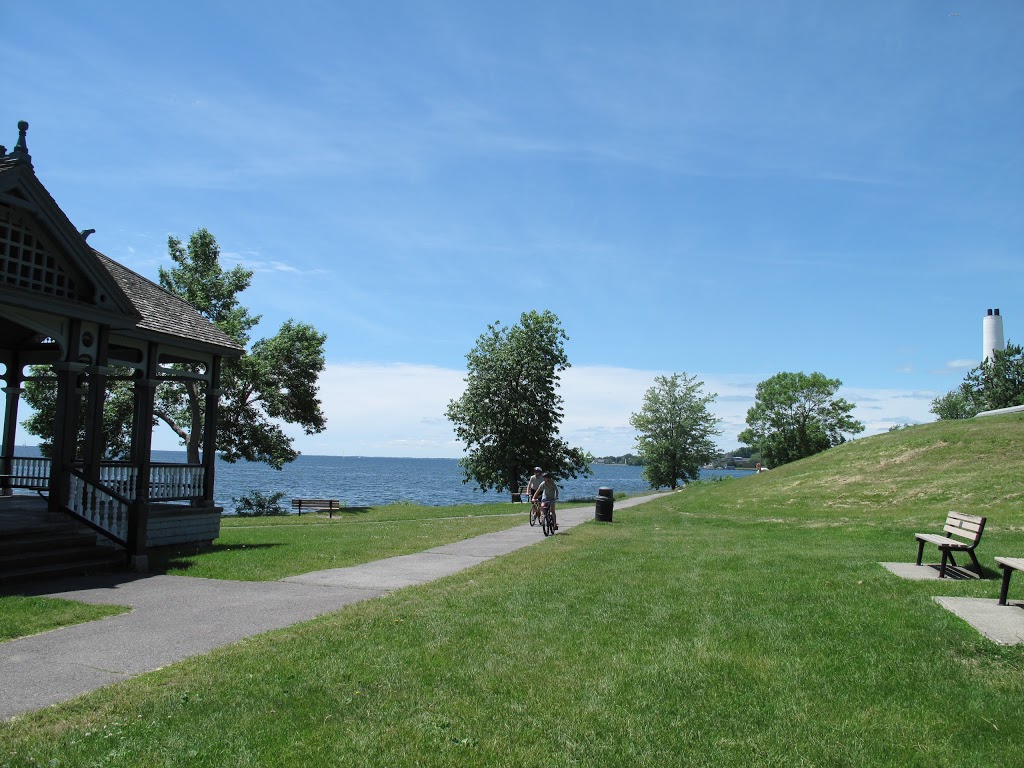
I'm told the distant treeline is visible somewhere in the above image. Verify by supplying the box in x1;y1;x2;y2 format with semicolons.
710;447;760;469
596;449;759;468
594;454;644;466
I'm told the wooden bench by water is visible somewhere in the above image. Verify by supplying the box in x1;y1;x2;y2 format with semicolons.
291;498;341;518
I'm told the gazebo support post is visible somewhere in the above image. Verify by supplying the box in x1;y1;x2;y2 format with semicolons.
80;327;110;488
50;320;84;514
1;352;23;496
200;355;222;507
126;342;158;571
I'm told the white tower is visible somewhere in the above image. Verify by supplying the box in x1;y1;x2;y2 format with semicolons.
983;308;1005;362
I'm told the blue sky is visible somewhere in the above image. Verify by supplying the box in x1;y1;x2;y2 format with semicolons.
5;1;1022;458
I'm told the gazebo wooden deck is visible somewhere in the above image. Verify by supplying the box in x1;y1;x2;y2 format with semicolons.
0;494;50;535
0;121;244;581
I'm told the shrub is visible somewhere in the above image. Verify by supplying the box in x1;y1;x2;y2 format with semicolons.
233;490;288;516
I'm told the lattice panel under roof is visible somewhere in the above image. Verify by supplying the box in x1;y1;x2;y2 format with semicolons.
0;205;77;299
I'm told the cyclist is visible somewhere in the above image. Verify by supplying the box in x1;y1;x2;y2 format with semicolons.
525;466;544;522
532;472;559;531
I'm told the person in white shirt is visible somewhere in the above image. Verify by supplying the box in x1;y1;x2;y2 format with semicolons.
532;472;559;530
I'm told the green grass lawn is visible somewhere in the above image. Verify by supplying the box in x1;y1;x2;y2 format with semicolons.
3;416;1024;766
0;596;129;642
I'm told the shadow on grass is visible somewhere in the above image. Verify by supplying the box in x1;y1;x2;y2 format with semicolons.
149;542;284;574
922;562;994;580
0;572;153;598
313;506;372;517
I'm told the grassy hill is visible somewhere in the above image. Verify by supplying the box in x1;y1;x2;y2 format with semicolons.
689;412;1024;530
3;414;1023;766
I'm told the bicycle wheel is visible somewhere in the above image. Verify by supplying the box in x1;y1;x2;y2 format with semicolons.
540;504;551;536
529;501;538;527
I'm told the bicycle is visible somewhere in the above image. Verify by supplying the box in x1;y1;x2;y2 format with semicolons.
529;496;541;527
539;500;557;536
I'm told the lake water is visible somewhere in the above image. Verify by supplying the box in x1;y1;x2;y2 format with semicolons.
12;447;751;513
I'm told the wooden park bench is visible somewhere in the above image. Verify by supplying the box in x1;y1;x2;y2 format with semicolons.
915;511;986;578
995;557;1024;606
291;498;341;518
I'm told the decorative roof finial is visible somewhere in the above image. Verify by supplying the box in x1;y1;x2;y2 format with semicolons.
10;120;31;165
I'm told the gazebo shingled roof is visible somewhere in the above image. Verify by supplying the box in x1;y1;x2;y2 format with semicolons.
93;251;244;355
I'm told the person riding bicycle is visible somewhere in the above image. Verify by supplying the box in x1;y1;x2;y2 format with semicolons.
532;472;559;530
526;467;544;502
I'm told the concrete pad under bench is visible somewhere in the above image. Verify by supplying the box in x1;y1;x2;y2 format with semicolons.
933;597;1024;645
879;562;982;581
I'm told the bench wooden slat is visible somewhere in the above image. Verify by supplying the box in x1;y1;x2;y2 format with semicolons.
995;557;1024;570
944;520;984;536
950;516;985;529
942;514;983;528
916;534;974;549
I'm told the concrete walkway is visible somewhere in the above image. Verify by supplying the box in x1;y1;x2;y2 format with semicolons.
1;494;664;720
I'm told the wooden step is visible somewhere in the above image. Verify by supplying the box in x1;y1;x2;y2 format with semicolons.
0;513;126;585
0;554;125;585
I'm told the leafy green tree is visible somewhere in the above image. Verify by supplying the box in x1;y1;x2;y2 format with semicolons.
929;386;979;420
23;229;327;469
629;372;720;489
931;342;1024;420
738;371;864;468
446;310;591;495
962;342;1024;413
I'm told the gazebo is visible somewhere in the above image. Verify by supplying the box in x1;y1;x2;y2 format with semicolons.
0;121;244;573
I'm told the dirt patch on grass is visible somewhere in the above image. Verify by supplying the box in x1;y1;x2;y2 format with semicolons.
891;481;975;507
802;518;855;528
878;441;949;468
819;474;869;486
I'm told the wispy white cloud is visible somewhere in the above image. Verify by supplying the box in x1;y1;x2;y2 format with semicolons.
242;259;332;277
843;387;938;435
934;359;977;374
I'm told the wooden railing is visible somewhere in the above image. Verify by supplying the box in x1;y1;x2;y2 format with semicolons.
3;457;204;502
93;462;205;501
67;470;129;546
3;456;51;490
148;463;205;500
97;463;137;499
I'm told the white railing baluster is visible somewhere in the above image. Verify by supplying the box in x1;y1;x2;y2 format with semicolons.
9;456;51;489
62;471;128;547
144;463;203;500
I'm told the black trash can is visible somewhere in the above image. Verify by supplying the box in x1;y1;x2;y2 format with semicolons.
595;487;614;522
